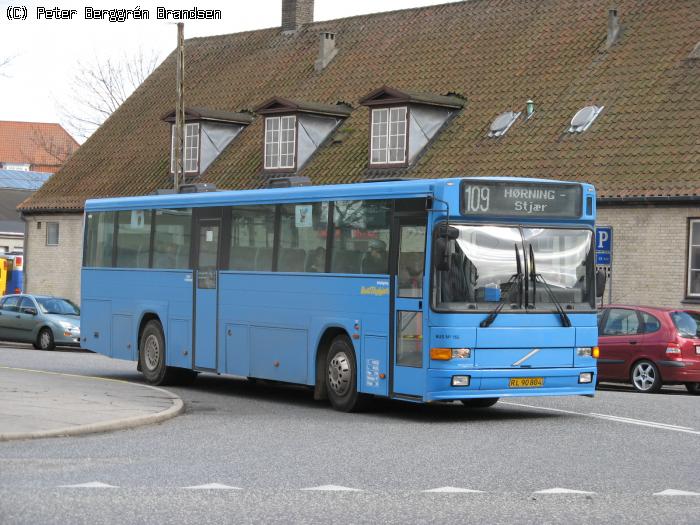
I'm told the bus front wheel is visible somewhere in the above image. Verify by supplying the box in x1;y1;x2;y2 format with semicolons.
139;320;180;386
326;335;367;412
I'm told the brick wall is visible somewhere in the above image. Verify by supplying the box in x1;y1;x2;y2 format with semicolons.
597;204;700;309
24;213;82;304
282;0;314;32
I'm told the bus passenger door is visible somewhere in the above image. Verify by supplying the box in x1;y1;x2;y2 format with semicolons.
193;211;223;371
391;215;427;398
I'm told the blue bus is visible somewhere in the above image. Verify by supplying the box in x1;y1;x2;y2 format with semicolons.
81;177;602;411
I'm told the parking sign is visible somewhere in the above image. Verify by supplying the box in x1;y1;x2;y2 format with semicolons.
596;226;612;265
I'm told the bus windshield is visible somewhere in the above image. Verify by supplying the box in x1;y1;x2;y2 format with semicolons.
434;225;594;312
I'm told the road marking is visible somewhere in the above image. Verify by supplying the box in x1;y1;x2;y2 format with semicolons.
423;487;484;493
654;489;700;496
501;402;700;436
534;488;595;495
301;485;361;492
59;482;117;488
184;483;241;490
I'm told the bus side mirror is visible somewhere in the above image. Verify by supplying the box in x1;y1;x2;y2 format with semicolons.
595;269;607;298
434;238;450;271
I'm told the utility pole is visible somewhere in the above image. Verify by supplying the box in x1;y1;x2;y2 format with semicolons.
174;22;185;191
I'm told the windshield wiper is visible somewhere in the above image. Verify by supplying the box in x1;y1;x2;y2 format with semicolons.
480;244;523;328
528;245;571;328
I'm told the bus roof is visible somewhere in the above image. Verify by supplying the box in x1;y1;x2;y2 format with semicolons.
84;177;595;212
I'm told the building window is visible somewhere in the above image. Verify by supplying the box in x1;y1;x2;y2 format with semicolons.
170;123;200;173
46;222;59;246
2;163;30;171
688;220;700;296
264;116;296;170
371;107;407;165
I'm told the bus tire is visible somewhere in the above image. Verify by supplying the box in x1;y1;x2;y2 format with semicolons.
325;335;367;412
139;319;177;385
460;398;499;408
37;328;55;350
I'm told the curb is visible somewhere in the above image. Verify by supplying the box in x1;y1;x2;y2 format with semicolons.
0;367;184;442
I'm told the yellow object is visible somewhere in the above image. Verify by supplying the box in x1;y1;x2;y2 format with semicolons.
430;348;452;360
592;346;600;359
0;259;7;296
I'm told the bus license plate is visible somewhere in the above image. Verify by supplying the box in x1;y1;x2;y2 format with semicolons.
509;377;544;388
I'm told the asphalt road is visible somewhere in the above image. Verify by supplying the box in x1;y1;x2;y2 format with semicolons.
1;344;698;524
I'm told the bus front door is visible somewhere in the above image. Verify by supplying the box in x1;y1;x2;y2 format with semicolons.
391;215;427;398
193;212;222;371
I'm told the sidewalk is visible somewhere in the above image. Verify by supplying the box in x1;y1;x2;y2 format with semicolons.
0;366;183;441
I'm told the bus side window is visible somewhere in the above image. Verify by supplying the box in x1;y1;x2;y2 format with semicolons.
152;209;192;270
115;210;152;269
229;205;276;271
84;212;115;267
277;203;328;273
331;200;391;275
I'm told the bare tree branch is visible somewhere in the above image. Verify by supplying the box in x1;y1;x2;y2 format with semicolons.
59;49;160;140
0;55;15;77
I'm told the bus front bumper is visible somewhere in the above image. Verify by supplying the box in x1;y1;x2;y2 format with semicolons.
425;367;597;401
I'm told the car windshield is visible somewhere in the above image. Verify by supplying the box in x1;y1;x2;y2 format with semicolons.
36;297;80;316
434;225;594;311
671;311;700;338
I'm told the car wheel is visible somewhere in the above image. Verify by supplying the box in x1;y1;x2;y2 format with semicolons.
325;335;368;412
37;328;55;350
139;320;179;385
685;383;700;395
460;398;499;408
630;360;662;393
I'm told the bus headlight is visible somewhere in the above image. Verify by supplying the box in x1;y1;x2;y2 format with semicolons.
577;347;599;358
451;375;471;387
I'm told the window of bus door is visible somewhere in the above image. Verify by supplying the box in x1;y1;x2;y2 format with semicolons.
197;223;220;289
398;224;426;298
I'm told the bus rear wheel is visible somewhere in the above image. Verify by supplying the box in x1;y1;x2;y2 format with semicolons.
139;320;181;386
460;398;499;408
325;335;367;412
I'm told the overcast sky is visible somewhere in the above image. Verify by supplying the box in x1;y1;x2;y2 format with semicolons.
0;0;459;138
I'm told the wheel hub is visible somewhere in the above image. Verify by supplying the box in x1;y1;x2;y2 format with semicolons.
328;351;351;396
144;334;160;371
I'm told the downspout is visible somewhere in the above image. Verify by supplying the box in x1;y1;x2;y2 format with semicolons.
21;212;29;293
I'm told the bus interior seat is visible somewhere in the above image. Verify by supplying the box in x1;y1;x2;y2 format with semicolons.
278;248;306;272
255;248;273;271
333;250;363;274
230;246;257;271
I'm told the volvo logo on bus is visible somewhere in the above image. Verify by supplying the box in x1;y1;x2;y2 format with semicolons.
513;348;541;367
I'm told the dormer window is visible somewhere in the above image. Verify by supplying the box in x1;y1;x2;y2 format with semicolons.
256;97;351;173
265;115;297;169
162;107;253;177
371;107;407;165
170;122;200;173
361;86;464;168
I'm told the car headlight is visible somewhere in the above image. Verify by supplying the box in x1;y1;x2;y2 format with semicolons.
59;321;79;331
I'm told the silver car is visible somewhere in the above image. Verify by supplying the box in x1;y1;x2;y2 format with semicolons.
0;294;81;350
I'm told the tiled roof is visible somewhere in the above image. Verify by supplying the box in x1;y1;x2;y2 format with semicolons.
0;122;78;173
19;0;700;212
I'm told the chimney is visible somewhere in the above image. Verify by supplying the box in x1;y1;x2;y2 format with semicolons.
282;0;314;33
606;7;621;48
315;32;338;72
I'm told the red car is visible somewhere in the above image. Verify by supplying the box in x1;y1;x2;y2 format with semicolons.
597;305;700;394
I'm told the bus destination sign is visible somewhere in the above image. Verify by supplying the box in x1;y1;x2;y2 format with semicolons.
460;181;582;218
